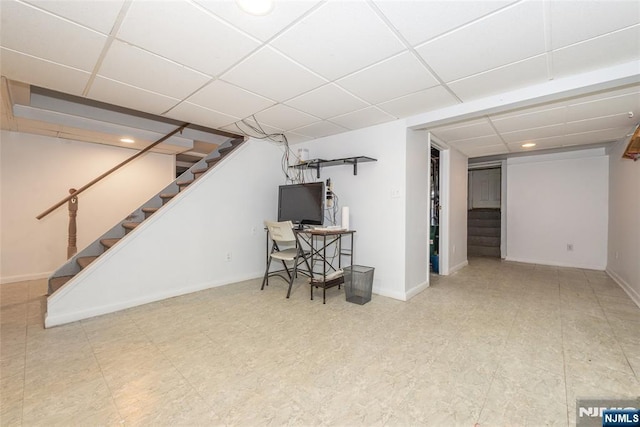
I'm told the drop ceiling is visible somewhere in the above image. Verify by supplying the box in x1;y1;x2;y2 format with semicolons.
1;0;639;158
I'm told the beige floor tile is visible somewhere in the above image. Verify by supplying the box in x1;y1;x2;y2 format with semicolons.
2;262;639;425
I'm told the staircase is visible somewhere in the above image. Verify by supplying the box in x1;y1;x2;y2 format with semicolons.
47;137;245;295
467;208;501;257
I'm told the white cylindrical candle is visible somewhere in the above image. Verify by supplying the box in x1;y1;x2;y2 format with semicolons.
341;206;349;230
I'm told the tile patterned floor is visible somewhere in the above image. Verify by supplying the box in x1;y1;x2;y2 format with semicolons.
1;258;639;426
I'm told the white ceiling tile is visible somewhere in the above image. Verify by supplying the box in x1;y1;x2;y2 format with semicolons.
552;25;640;79
566;90;640;122
117;0;260;76
416;1;546;82
549;0;640;49
430;118;495;142
88;76;181;115
505;137;567;152
337;51;439;104
283;132;313;145
565;114;637;135
448;134;504;149
491;106;567;133
194;0;321;42
503;123;633;152
457;144;508;158
99;40;211;100
378;85;460;118
254;104;319;131
562;128;630;146
291;121;349;139
448;54;549;101
329;107;396;130
285;84;368;119
501;123;567;144
226;118;285;141
164;101;240;129
221;46;326;102
187;80;275;120
22;0;125;34
0;1;107;72
373;0;517;46
271;1;405;80
0;47;90;96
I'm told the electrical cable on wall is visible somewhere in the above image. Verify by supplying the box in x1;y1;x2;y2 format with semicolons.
234;115;310;184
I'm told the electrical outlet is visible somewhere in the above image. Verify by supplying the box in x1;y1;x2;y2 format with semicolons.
390;189;401;198
226;252;232;262
566;244;574;252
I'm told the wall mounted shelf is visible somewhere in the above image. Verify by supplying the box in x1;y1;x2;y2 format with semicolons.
291;156;377;178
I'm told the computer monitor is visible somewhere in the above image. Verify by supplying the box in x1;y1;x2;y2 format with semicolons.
277;182;324;227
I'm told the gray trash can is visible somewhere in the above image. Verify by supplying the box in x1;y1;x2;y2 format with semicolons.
344;265;374;305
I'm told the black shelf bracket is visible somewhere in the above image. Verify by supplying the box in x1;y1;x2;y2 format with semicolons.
291;156;377;178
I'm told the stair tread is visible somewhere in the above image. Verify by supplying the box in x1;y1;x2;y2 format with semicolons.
176;180;194;186
77;256;98;269
205;157;221;164
100;238;120;249
122;222;141;229
141;207;158;212
50;275;74;293
160;193;177;198
192;167;208;174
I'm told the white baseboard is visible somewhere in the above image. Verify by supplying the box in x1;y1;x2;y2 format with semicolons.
45;271;264;328
447;260;469;275
1;271;52;285
504;256;605;271
373;286;407;301
405;280;429;300
606;269;640;309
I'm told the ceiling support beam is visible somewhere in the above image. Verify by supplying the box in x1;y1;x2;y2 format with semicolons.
407;60;640;130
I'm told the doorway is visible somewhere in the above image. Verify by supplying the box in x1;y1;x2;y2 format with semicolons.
430;147;440;273
467;167;501;257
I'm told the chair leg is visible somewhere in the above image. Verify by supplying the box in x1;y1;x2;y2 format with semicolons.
286;256;299;299
261;257;272;290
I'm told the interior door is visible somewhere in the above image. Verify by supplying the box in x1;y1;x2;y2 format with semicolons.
470;168;501;209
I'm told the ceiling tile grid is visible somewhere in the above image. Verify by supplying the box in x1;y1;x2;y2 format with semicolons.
116;0;260;77
1;0;639;158
270;1;406;81
0;0;108;72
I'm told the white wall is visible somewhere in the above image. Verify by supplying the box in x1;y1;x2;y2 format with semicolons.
405;129;429;297
606;139;640;306
446;146;469;272
0;130;174;283
46;139;283;326
505;148;609;269
296;120;409;300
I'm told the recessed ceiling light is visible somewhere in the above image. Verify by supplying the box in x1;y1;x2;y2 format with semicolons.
236;0;274;15
120;137;135;143
522;142;536;148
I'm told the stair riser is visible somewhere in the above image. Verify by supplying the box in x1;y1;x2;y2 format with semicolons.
468;245;501;257
468;219;501;228
468;211;501;220
468;227;500;237
468;236;500;247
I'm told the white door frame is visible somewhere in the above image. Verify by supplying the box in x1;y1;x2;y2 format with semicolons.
467;160;507;259
429;133;450;275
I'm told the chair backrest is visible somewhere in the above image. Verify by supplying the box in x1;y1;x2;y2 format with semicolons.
264;220;296;244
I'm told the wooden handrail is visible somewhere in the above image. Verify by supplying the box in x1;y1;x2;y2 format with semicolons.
37;123;190;220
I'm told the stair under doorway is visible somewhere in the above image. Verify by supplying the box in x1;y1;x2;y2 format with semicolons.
467;208;501;258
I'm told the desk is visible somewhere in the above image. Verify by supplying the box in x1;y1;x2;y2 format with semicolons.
296;229;355;303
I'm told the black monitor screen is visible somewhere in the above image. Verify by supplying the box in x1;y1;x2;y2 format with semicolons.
277;182;324;226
